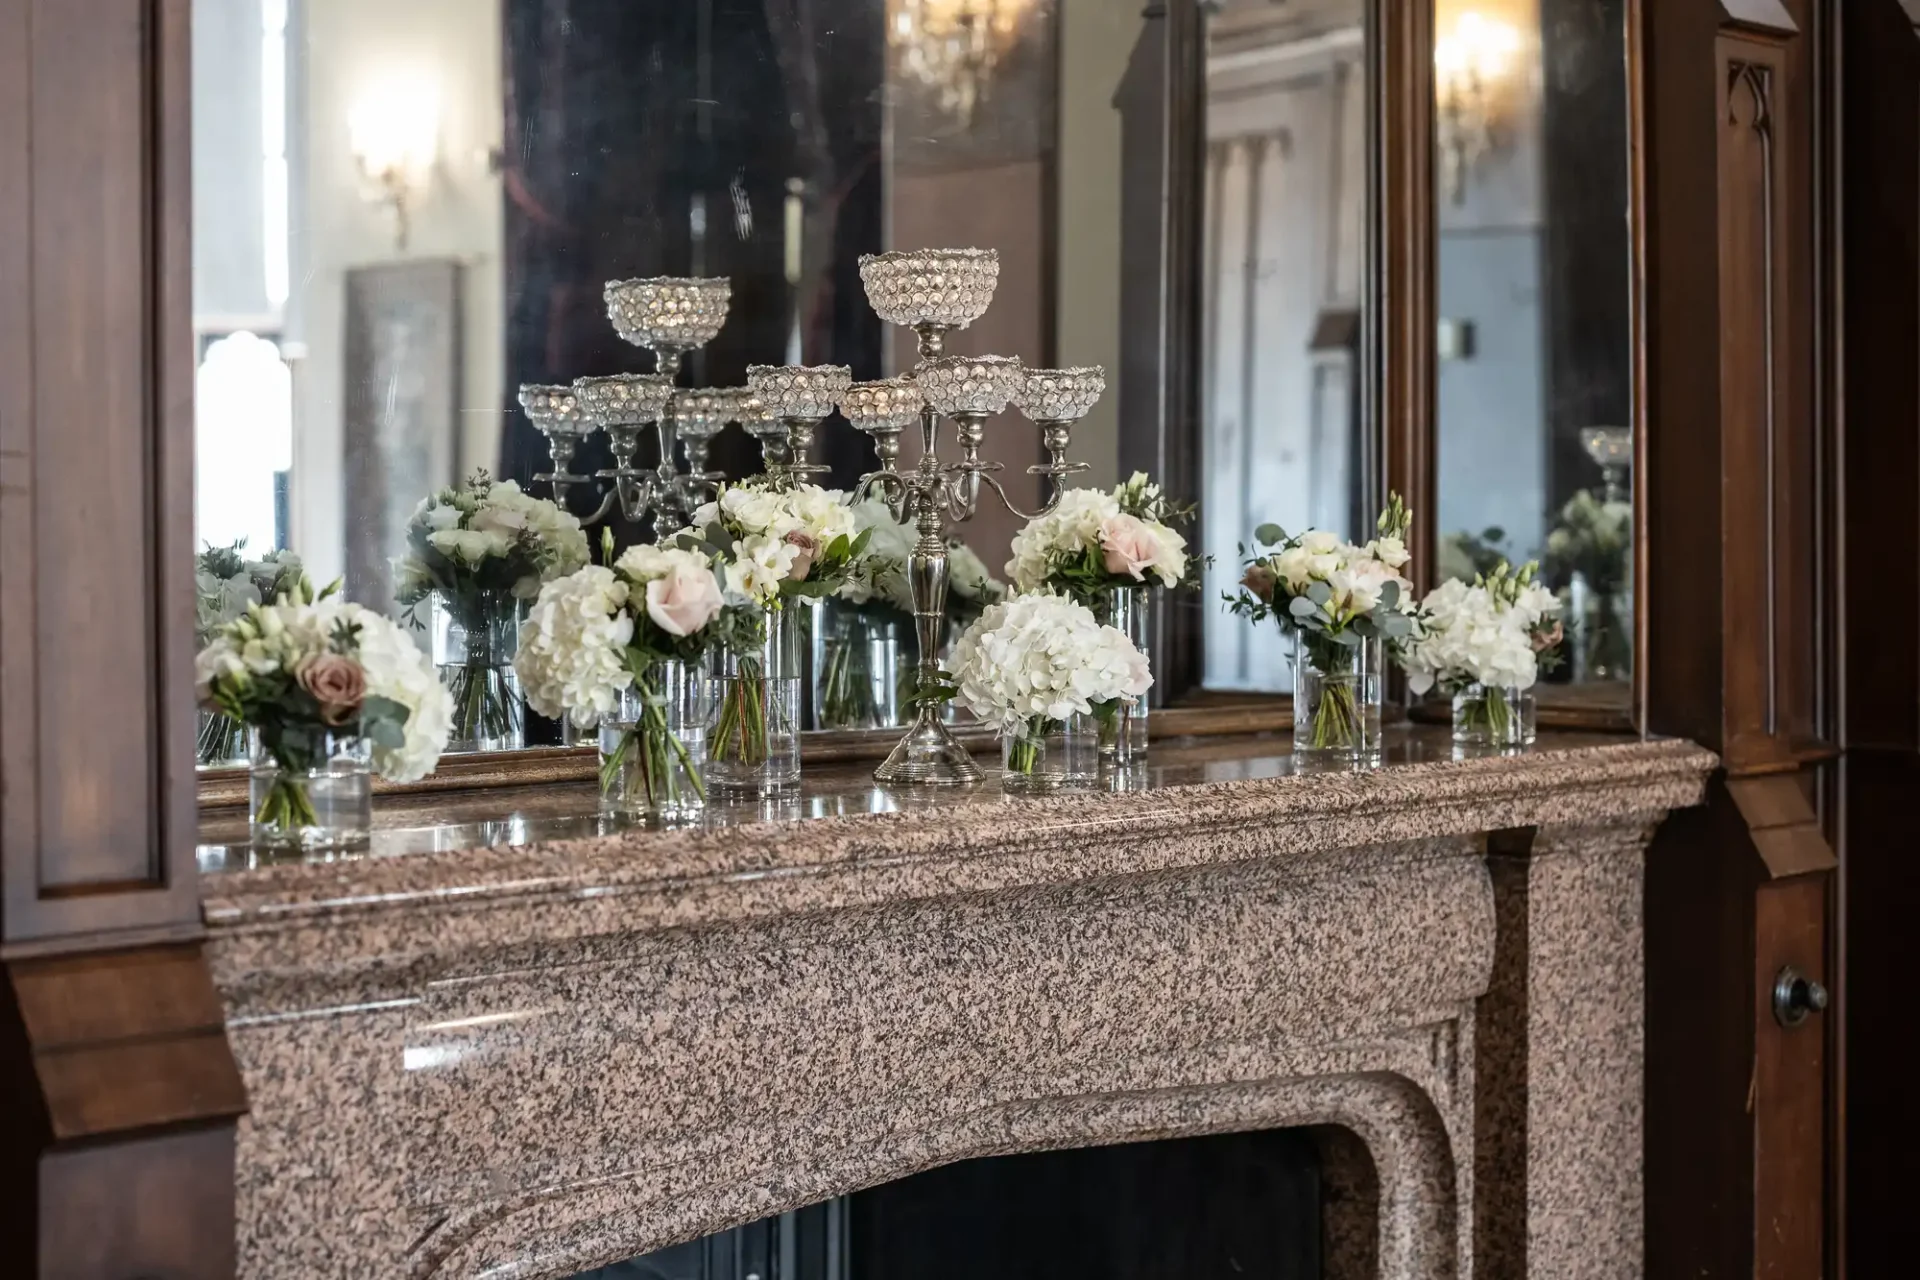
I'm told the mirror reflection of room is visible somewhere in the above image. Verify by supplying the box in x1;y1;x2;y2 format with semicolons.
1431;0;1633;691
191;0;1191;761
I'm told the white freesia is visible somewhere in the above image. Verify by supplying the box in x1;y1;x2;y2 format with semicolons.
514;566;636;730
952;592;1152;733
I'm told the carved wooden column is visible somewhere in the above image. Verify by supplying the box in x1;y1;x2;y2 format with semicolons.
0;0;247;1272
1640;0;1837;1275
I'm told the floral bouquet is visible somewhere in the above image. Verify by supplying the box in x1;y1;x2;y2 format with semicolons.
196;588;454;847
194;541;313;765
1403;560;1564;748
1542;488;1632;681
1005;472;1192;603
820;497;1006;728
951;592;1151;792
394;471;589;752
683;480;866;785
1227;495;1415;755
516;537;751;817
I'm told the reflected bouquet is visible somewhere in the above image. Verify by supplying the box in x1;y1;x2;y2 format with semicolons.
395;471;590;749
684;480;867;772
194;541;313;764
1005;472;1193;604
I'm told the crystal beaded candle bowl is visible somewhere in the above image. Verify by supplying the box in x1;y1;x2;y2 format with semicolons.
604;276;732;350
675;388;746;439
839;377;924;429
747;364;853;420
857;248;999;330
917;355;1025;416
1015;366;1106;421
572;373;674;427
518;384;593;436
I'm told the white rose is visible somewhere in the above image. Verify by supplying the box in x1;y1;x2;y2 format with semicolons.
1301;529;1341;556
428;528;511;565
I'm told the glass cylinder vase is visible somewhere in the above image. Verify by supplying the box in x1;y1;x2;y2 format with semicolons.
814;600;910;730
599;660;708;821
707;605;803;792
1451;683;1537;749
999;713;1099;795
432;588;526;753
248;727;373;850
1291;632;1384;760
1097;584;1152;759
198;708;249;767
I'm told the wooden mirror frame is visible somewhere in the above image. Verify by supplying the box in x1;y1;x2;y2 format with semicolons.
1152;0;1649;734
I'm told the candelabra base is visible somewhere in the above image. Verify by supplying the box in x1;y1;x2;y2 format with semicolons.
873;708;983;785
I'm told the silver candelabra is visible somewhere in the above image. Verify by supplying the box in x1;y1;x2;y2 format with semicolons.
846;248;1100;785
519;276;736;535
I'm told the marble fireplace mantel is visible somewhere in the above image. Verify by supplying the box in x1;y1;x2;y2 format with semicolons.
198;732;1715;1280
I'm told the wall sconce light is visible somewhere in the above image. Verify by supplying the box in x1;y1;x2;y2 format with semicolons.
1433;11;1522;205
348;77;439;251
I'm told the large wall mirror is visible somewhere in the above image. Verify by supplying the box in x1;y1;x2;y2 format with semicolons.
1429;0;1636;715
188;0;1210;770
187;0;1639;780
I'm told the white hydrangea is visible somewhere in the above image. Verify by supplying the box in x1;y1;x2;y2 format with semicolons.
1404;576;1560;696
952;592;1152;732
514;566;636;730
345;603;454;783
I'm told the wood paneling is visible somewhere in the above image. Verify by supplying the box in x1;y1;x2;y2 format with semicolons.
1753;874;1827;1280
0;0;244;1273
2;0;201;941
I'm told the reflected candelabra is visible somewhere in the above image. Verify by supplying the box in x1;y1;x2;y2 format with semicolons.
848;248;1095;785
520;276;734;535
747;363;853;484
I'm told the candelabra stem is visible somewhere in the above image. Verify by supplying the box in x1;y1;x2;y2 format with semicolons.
873;467;982;786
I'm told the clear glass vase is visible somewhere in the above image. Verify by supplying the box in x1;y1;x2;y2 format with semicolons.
815;600;910;730
1292;632;1384;759
248;727;373;850
999;713;1099;794
432;588;525;753
1097;585;1152;758
1451;683;1537;749
599;660;708;821
197;709;249;767
707;605;803;792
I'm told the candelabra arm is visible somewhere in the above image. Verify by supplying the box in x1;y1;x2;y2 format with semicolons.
969;470;1059;524
853;468;911;521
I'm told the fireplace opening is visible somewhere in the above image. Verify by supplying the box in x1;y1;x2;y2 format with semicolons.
576;1127;1327;1279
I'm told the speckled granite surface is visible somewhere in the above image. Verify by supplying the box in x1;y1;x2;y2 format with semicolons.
198;731;1714;1279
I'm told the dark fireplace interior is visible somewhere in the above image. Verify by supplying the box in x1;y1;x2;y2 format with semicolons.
576;1127;1324;1280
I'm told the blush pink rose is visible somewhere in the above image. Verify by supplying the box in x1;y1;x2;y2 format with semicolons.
645;565;724;637
1241;564;1277;602
783;529;821;582
1098;514;1159;582
1532;619;1565;652
295;654;367;725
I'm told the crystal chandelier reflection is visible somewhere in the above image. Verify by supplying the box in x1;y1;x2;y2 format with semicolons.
892;0;1033;125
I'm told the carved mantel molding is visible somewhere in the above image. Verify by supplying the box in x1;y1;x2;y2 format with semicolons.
200;736;1713;1279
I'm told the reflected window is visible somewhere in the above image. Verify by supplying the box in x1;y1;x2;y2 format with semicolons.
195;331;294;553
1200;0;1370;691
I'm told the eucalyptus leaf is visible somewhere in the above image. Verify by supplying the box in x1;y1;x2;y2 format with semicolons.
1379;580;1400;610
1254;523;1285;547
1305;580;1332;606
1287;595;1317;619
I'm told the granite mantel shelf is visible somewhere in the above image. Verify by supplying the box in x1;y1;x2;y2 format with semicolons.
199;730;1717;1280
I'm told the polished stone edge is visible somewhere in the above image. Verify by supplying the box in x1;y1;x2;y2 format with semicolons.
202;738;1714;934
